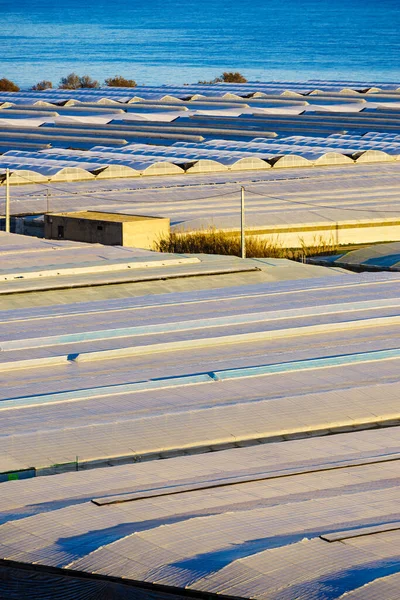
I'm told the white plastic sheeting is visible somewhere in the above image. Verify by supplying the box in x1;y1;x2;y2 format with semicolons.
1;128;399;183
0;237;399;598
0;269;400;471
335;241;400;271
0;426;400;598
1;160;400;243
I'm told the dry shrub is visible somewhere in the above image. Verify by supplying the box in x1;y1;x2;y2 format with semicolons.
59;73;99;89
32;80;52;90
155;229;338;260
0;78;20;92
105;76;136;87
198;72;247;84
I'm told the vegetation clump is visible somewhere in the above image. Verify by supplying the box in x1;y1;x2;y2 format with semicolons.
105;75;137;88
59;73;100;89
32;80;53;90
199;72;247;84
219;72;247;83
0;72;247;91
0;78;20;92
155;228;338;260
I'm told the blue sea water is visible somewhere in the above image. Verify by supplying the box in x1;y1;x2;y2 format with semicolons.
0;0;399;88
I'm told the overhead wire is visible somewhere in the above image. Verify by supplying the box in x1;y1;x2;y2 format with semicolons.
3;174;400;217
2;154;400;215
243;185;400;214
7;173;241;203
5;161;400;204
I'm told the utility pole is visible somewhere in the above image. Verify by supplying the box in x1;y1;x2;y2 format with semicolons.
241;186;246;259
46;188;50;213
5;168;10;233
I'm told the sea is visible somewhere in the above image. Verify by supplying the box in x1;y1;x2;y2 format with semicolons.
0;0;399;89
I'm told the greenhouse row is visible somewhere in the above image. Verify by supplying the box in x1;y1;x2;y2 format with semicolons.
0;131;399;184
0;80;398;180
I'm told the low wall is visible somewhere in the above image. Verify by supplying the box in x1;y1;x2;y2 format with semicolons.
240;220;400;248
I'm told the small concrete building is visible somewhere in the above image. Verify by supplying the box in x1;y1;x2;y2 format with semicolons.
44;211;170;250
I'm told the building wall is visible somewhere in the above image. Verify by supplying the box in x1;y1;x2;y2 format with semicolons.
123;218;170;250
45;215;123;245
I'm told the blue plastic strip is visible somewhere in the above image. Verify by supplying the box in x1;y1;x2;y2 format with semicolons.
2;297;398;351
1;347;399;411
215;347;400;380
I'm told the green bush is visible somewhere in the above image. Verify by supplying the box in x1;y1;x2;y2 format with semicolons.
105;75;137;88
0;78;20;92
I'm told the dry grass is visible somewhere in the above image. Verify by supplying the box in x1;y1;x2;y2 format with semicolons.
155;229;338;260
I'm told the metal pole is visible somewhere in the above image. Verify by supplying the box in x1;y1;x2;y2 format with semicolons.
5;168;10;233
241;186;246;259
46;188;50;213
